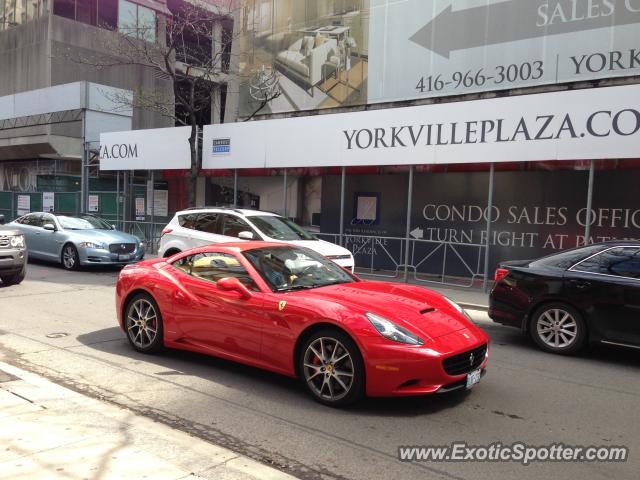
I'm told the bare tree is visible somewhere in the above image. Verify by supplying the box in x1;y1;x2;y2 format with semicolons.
64;0;279;207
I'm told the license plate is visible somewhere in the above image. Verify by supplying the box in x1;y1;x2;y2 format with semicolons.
118;254;132;261
466;369;482;389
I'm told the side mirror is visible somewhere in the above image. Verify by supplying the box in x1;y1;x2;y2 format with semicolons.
217;277;252;298
0;214;4;224
238;231;254;240
43;223;56;231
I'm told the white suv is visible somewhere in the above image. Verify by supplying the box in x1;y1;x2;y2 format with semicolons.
159;208;354;271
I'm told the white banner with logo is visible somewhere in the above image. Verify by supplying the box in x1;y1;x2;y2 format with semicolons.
203;84;640;169
99;126;191;171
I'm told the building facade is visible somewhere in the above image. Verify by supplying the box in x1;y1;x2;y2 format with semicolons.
0;0;232;223
199;0;640;281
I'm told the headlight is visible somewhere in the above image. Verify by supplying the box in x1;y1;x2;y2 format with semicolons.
78;241;105;249
366;312;424;345
10;235;24;248
444;297;472;321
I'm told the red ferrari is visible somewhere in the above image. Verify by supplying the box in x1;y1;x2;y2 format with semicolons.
116;242;489;406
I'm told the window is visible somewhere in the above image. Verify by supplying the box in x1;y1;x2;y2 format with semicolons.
531;244;606;270
249;215;316;241
178;213;199;230
194;213;219;234
97;0;116;29
118;0;155;42
172;255;193;274
175;252;258;291
53;0;74;20
75;0;96;25
222;215;255;238
21;213;44;227
573;247;640;280
244;246;354;292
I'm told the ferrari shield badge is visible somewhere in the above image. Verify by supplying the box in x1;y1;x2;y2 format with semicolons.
278;301;287;311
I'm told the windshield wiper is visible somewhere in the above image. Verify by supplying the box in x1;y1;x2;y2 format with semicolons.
275;284;317;292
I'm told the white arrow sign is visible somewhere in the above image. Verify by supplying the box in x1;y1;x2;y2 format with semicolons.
410;227;424;239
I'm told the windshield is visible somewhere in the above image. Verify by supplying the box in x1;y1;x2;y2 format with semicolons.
244;246;355;292
249;215;316;241
57;215;112;230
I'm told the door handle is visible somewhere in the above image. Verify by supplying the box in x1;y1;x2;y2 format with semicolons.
569;280;591;289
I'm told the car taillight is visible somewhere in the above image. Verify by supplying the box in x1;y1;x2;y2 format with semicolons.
494;268;509;282
161;228;173;236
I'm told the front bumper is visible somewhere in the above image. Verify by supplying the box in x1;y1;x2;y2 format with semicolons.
79;245;145;266
330;257;355;272
0;247;26;275
361;327;489;397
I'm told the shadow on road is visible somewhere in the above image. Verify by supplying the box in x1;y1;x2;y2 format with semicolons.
76;327;476;416
23;258;124;287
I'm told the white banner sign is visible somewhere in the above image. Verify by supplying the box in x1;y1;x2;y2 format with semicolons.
100;126;191;171
43;192;54;212
203;85;640;169
88;195;99;212
369;0;640;103
17;195;30;217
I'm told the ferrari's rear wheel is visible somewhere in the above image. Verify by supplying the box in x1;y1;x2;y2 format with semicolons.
125;293;163;353
300;330;364;407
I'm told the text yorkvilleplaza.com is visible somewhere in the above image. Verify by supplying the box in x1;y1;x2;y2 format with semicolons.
343;109;640;150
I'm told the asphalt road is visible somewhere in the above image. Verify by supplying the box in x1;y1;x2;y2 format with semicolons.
1;260;639;480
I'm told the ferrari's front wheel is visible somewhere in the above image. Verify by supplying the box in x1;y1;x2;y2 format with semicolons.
125;293;164;353
299;329;364;407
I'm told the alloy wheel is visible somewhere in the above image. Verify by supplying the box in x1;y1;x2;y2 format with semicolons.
127;298;158;349
63;245;77;269
303;337;354;402
536;308;578;348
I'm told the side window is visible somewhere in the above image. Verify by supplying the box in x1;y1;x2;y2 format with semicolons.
24;213;44;227
574;247;640;279
194;213;219;234
222;214;254;238
573;254;601;273
172;255;194;274
42;214;56;227
190;252;258;291
602;248;640;279
178;214;198;230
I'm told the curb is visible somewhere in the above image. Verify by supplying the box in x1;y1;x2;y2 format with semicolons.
459;303;489;312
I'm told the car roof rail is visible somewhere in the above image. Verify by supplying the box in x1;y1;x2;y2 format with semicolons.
181;206;247;215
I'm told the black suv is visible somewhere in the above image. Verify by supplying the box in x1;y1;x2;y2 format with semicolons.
0;214;27;286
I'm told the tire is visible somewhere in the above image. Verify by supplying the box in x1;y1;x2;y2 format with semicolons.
298;329;365;407
124;292;164;353
530;302;587;355
61;243;80;271
1;267;25;286
163;249;181;258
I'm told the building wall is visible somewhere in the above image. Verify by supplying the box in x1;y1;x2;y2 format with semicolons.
0;14;173;131
0;16;50;96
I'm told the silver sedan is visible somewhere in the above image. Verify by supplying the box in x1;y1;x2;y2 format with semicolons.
11;213;144;270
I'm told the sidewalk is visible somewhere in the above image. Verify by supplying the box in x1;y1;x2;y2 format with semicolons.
0;361;297;480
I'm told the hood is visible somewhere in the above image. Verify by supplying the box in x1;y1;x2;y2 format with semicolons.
65;229;140;244
285;239;352;257
301;281;470;342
